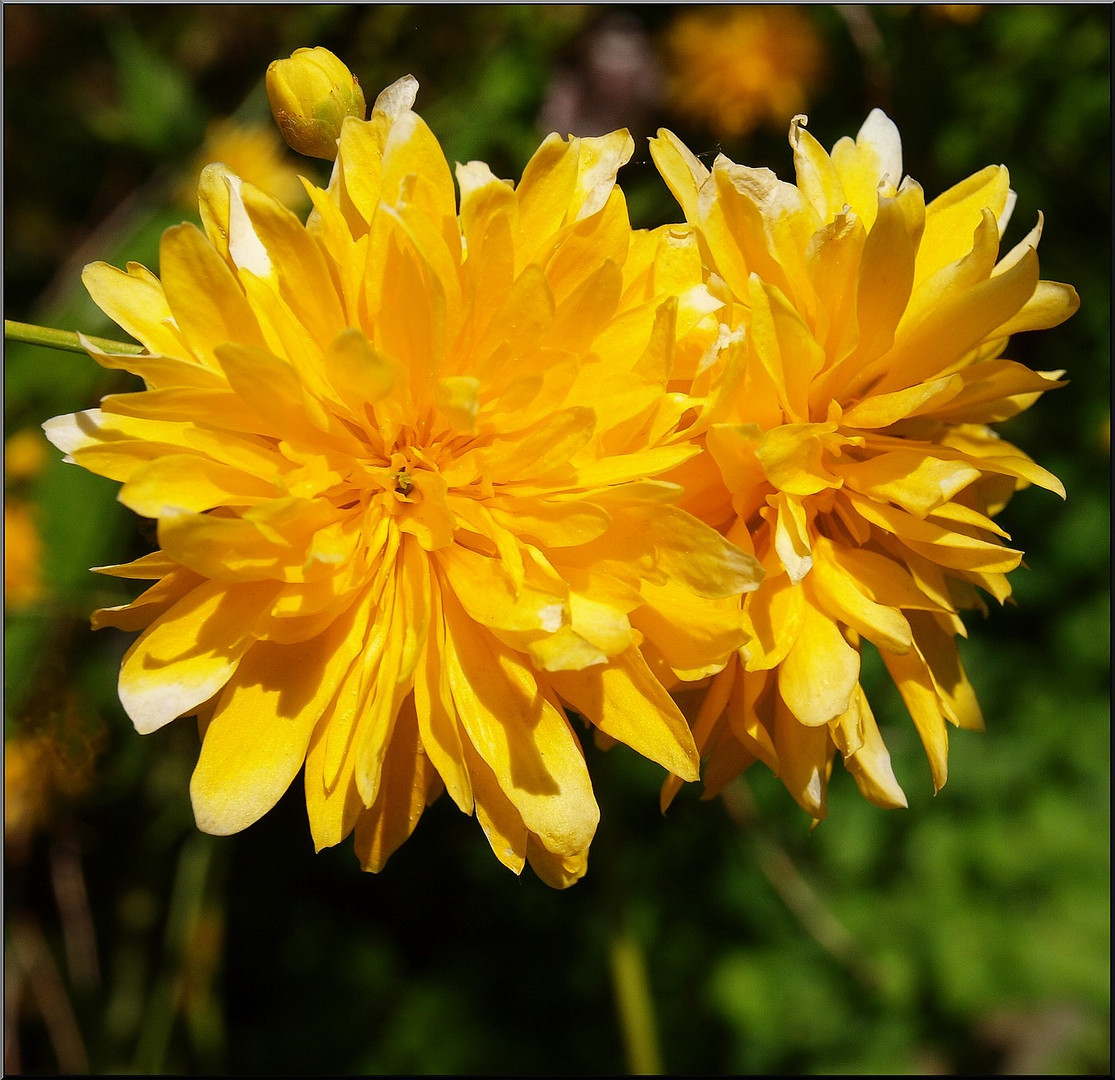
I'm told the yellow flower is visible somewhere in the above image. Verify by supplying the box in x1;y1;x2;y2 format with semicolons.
5;428;49;482
663;6;825;139
4;699;102;861
4;735;53;854
651;111;1078;817
928;5;983;25
266;46;366;159
5;430;49;611
4;499;43;610
176;119;309;212
44;76;761;886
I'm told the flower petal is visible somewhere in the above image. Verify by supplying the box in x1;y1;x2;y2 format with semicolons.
352;698;441;872
832;686;908;809
548;647;700;782
442;590;599;859
778;598;860;726
119;580;277;734
191;623;363;835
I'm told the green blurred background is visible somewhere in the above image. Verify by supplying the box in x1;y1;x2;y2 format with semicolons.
4;5;1109;1074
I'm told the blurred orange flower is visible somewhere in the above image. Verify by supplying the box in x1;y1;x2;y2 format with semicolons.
929;5;983;25
5;430;49;610
5;428;49;482
4;499;43;610
663;6;825;139
4;735;55;853
4;698;103;859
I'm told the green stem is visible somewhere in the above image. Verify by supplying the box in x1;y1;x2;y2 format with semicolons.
132;834;218;1074
609;925;663;1075
4;318;143;356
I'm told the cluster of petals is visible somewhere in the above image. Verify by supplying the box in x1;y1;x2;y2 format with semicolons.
650;111;1078;818
45;77;763;886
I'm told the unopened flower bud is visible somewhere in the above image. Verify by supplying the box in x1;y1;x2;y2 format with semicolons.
265;47;366;160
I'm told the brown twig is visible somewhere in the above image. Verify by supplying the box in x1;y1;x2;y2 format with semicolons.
722;780;887;994
7;915;89;1074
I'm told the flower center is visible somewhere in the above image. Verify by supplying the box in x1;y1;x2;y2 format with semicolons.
393;470;413;496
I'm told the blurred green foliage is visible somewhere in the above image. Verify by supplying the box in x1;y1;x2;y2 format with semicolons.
4;5;1109;1075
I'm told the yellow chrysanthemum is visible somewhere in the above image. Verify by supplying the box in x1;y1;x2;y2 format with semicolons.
651;111;1078;817
663;6;825;139
44;76;761;886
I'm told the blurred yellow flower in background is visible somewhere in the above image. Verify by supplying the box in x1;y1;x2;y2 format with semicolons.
44;66;761;887
929;5;984;26
177;119;309;211
5;429;50;610
663;6;825;139
4;696;104;862
652;110;1078;817
5;427;49;481
4;735;55;853
4;500;43;610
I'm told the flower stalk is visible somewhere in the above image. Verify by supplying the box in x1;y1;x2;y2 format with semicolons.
609;925;663;1075
4;319;143;357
